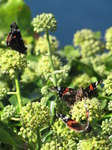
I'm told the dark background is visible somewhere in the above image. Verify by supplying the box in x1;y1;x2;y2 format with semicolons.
24;0;112;48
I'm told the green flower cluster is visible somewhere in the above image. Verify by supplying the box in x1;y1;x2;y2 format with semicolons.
21;61;37;83
71;74;94;88
41;119;77;150
18;101;51;145
52;118;78;141
41;139;76;150
105;27;112;51
0;50;27;78
33;13;57;33
20;101;50;129
35;34;59;55
73;29;104;57
0;81;9;100
1;105;16;123
55;65;70;85
88;53;110;76
108;101;112;111
104;74;112;95
70;98;100;122
77;137;109;150
35;55;62;80
101;118;112;135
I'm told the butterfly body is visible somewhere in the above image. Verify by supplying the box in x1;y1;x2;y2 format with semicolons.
6;22;27;54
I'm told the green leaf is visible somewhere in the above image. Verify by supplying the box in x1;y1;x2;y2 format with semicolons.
0;0;32;34
9;95;18;107
0;121;26;149
105;55;112;71
102;114;112;119
21;97;31;105
48;100;55;125
64;45;80;60
72;59;102;80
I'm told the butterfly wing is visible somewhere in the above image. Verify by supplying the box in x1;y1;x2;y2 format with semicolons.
57;112;89;132
6;22;27;54
52;86;77;106
83;80;102;98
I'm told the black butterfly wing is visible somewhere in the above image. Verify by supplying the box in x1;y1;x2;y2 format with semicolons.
57;113;89;132
83;80;102;98
6;22;27;54
51;86;77;106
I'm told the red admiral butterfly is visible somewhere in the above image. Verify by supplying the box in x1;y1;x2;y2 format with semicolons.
51;80;102;132
52;80;102;107
57;110;89;132
6;22;27;54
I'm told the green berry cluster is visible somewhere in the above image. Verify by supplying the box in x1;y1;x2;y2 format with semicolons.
35;55;62;80
52;118;78;140
35;34;59;55
101;118;112;135
41;119;77;149
20;101;51;129
73;29;104;57
18;126;38;147
104;74;112;95
0;81;9;100
33;13;57;33
19;101;50;145
89;53;110;76
70;98;100;122
1;105;16;123
41;139;76;150
71;74;94;88
77;137;109;150
105;27;112;51
55;65;70;85
0;50;27;78
21;61;37;83
41;140;62;150
108;101;112;111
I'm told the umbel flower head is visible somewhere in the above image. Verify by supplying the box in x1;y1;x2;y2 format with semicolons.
20;101;51;129
0;81;9;100
104;74;112;95
70;98;100;122
35;55;62;80
18;101;51;146
0;50;27;78
41;119;77;150
101;118;112;135
73;29;104;57
21;60;37;83
77;137;108;150
32;13;57;33
105;26;112;51
34;34;59;55
1;105;16;123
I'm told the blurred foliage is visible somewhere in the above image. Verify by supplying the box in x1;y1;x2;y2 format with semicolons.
0;0;112;149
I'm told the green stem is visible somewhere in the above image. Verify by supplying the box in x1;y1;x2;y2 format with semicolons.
36;127;41;150
45;29;57;86
15;73;22;112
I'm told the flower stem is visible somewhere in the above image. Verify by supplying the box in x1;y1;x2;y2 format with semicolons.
45;29;57;86
15;73;22;112
36;127;41;150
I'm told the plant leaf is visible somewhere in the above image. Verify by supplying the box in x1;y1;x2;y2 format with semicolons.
0;121;26;149
72;59;102;80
